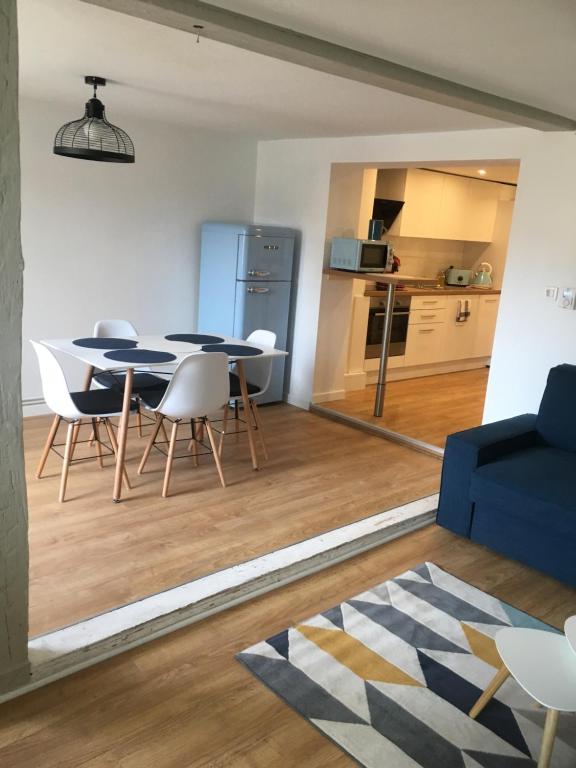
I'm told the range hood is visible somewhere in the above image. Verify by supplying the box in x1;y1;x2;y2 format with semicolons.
372;198;404;232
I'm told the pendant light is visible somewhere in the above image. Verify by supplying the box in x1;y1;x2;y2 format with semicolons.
53;76;135;163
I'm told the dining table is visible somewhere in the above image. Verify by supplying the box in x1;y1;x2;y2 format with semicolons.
41;333;288;502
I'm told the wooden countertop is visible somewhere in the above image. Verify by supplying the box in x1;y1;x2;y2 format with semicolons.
364;286;501;297
324;268;436;285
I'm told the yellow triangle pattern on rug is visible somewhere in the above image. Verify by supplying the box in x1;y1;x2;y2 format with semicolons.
461;623;502;669
296;624;421;685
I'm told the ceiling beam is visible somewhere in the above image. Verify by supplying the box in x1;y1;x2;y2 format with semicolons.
82;0;576;132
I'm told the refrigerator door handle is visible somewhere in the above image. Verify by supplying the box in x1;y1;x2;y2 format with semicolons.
247;286;271;294
247;270;271;278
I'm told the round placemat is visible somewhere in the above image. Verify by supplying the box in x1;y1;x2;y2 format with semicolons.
103;349;177;364
73;337;138;350
165;333;225;345
201;344;263;356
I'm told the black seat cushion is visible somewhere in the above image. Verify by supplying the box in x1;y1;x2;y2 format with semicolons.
70;389;137;416
229;372;260;398
139;387;168;410
93;371;169;394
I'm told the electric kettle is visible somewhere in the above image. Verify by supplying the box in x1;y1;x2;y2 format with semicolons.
472;262;493;288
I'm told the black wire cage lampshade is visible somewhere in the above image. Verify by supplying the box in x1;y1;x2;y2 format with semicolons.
54;76;135;163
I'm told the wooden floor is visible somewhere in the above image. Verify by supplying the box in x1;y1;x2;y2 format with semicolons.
25;404;441;636
324;368;490;448
2;524;574;768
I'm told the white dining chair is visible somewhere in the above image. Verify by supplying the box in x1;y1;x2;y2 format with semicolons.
470;615;576;768
31;341;132;502
220;329;276;460
137;352;229;497
92;318;169;437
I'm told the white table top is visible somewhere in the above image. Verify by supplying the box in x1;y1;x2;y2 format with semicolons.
496;627;576;711
41;333;288;371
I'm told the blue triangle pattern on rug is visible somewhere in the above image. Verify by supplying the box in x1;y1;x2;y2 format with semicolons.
238;653;366;725
463;750;536;767
322;604;344;630
350;599;468;653
366;682;466;768
266;629;290;660
394;579;509;626
417;650;530;756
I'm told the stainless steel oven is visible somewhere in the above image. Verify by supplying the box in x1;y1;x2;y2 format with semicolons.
365;295;411;359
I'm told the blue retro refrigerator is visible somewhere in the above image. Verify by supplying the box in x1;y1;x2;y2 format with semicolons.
198;222;296;403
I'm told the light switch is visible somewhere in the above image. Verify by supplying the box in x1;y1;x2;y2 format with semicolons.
557;287;576;309
544;286;558;300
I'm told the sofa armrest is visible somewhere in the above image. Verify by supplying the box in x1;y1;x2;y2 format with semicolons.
436;414;540;536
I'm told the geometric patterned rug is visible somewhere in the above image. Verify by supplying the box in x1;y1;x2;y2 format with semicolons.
237;563;576;767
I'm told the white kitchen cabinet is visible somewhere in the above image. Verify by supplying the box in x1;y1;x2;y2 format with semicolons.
405;323;445;366
379;169;499;242
442;295;479;360
473;295;500;357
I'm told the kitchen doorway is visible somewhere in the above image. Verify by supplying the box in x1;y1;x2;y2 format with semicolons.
312;161;520;452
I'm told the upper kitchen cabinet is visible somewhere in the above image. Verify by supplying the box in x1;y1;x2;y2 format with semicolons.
376;169;499;242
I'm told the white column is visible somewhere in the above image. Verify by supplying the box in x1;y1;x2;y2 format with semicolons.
0;0;30;691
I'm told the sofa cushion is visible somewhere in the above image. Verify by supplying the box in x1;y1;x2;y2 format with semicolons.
536;364;576;452
470;446;576;537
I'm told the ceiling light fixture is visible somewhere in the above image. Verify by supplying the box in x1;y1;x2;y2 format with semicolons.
477;169;487;175
53;76;135;163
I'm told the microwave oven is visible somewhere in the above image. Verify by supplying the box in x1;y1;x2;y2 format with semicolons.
330;238;394;273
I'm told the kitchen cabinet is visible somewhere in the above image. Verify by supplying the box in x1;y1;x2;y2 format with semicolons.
380;169;499;242
473;295;500;357
402;292;499;368
405;323;445;366
442;296;479;360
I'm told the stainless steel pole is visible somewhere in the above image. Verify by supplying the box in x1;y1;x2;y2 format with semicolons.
373;283;395;416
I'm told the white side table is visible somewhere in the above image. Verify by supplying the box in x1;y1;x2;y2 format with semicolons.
470;618;576;768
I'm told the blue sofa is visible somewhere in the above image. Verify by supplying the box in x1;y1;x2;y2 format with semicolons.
437;364;576;587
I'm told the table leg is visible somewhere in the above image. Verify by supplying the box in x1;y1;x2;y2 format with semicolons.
538;709;559;768
373;284;395;417
469;664;510;719
83;364;95;390
236;360;259;470
113;367;134;502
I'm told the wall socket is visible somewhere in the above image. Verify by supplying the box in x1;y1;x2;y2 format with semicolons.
557;286;576;309
544;286;558;300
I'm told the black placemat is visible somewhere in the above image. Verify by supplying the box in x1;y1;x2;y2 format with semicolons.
165;333;225;345
103;349;176;364
201;344;263;356
73;337;138;350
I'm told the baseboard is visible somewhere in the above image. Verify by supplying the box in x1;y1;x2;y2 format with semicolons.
23;397;50;417
0;494;438;704
343;371;367;391
365;358;489;383
312;389;346;403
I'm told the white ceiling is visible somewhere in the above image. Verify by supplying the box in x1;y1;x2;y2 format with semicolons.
206;0;576;120
425;164;520;184
17;0;510;139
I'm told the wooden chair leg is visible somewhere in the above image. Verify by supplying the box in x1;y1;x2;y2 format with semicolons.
234;400;240;442
59;421;76;502
69;421;82;462
205;418;226;488
189;420;199;467
136;402;143;438
158;413;169;443
250;400;268;460
538;709;559;768
138;414;164;475
219;403;229;458
162;420;180;498
92;418;104;469
469;664;511;719
105;420;131;490
36;414;61;478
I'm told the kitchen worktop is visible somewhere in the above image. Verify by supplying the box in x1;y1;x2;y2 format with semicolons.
324;268;436;285
364;286;501;297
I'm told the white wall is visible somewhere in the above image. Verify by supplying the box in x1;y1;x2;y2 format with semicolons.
254;127;576;421
20;97;257;407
